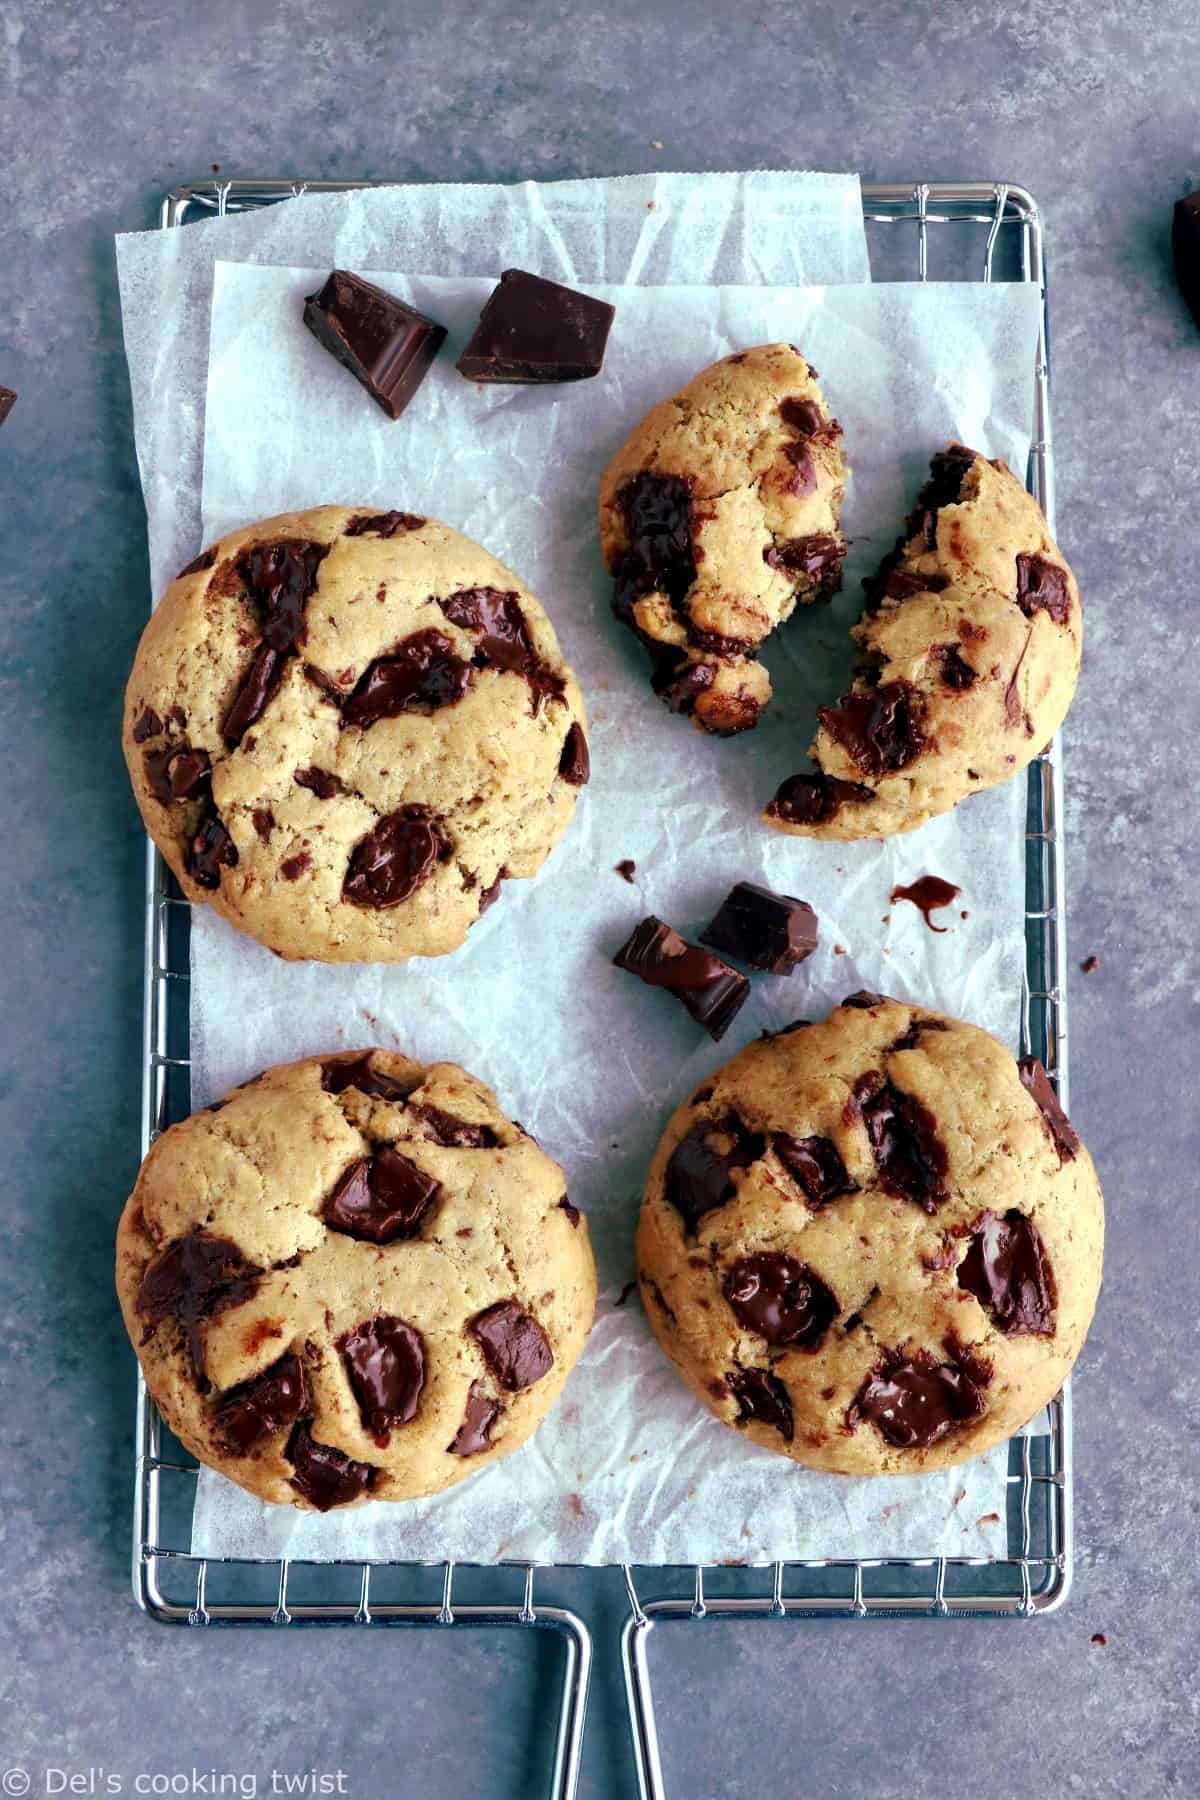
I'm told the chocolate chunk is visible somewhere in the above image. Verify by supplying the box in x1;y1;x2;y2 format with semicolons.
727;1366;794;1441
438;587;565;711
304;663;349;708
216;1352;310;1453
413;1105;499;1148
285;1420;375;1510
700;881;818;974
456;268;614;383
612;472;696;624
890;1018;950;1053
320;1054;416;1102
1017;1057;1080;1162
782;438;818;498
613;915;750;1041
652;659;715;717
764;534;847;583
303;270;446;420
771;1134;857;1207
339;1314;426;1437
1080;953;1099;975
663;1115;766;1232
477;871;505;914
136;1230;261;1379
779;396;824;436
890;875;961;933
1173;190;1200;327
558;722;590;785
766;770;875;827
222;540;329;745
280;851;311;881
910;444;979;548
818;682;925;776
186;814;238;890
343;807;450;910
447;1381;502;1456
294;765;345;798
0;386;17;425
342;629;474;727
1016;554;1071;624
470;1300;554;1391
842;991;887;1009
933;643;977;690
145;744;212;805
957;1209;1056;1335
179;547;217;578
723;1253;838;1349
222;644;285;748
133;707;164;743
322;1147;439;1242
557;1195;582;1227
345;511;425;537
1004;626;1035;731
850;1349;986;1449
615;859;637;883
855;1073;949;1211
251;809;275;843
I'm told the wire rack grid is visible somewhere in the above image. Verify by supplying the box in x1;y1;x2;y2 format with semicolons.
136;178;1069;1800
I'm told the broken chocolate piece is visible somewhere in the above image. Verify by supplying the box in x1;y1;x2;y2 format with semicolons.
342;629;474;727
1173;190;1200;328
133;707;164;742
652;658;716;718
911;444;979;548
1017;1057;1080;1162
322;1147;439;1242
889;875;961;933
303;270;446;420
135;1230;262;1379
0;386;17;425
850;1349;986;1449
700;881;818;974
771;1133;857;1207
343;807;450;910
854;1073;949;1212
321;1054;416;1102
447;1381;502;1455
1016;554;1071;624
145;744;211;805
286;1420;375;1510
438;587;565;711
612;471;696;625
217;1352;310;1453
818;682;924;776
412;1105;499;1148
663;1115;766;1232
957;1209;1056;1335
727;1366;794;1441
723;1253;838;1349
339;1314;426;1437
766;769;875;827
457;268;614;383
558;721;590;785
763;534;847;583
613;915;749;1041
345;511;425;537
222;540;329;745
186;814;238;890
615;859;637;883
470;1300;554;1391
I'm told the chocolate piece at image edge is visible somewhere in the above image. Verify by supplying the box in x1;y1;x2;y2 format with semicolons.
613;915;750;1041
303;270;447;420
457;268;615;383
1172;190;1200;328
700;880;818;974
0;386;16;426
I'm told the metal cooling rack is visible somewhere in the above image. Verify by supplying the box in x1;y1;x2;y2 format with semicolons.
137;179;1069;1800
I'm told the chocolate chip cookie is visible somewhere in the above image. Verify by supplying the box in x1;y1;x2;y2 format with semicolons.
123;507;590;961
636;995;1103;1475
766;445;1081;838
599;345;848;735
116;1050;597;1509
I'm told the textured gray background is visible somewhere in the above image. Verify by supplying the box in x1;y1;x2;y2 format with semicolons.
1;1;1196;1795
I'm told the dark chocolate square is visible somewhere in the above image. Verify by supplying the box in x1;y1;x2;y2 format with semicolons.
303;270;446;420
457;269;614;384
700;881;818;974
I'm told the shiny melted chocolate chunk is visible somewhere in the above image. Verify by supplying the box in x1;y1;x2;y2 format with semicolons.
438;587;565;710
850;1349;986;1449
723;1253;838;1349
699;881;818;974
1016;554;1071;624
957;1209;1057;1335
558;721;590;785
178;546;217;578
818;682;924;776
779;395;824;435
771;1133;857;1207
342;807;450;909
763;534;847;583
345;511;426;537
854;1073;949;1211
651;658;716;719
216;1351;310;1453
783;438;817;497
447;1381;502;1456
222;541;329;745
663;1115;766;1232
133;707;164;742
613;915;749;1041
339;1314;426;1437
320;1054;417;1102
145;744;212;805
933;643;978;690
766;770;875;827
342;629;475;727
322;1147;439;1242
612;472;696;625
470;1300;554;1391
186;814;238;890
1017;1057;1080;1162
727;1366;794;1441
222;644;285;747
136;1230;262;1378
413;1105;499;1148
285;1419;375;1510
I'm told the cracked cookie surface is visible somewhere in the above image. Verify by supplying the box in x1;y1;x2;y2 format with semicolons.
116;1050;597;1508
598;345;848;735
636;995;1103;1475
123;507;589;961
766;446;1081;839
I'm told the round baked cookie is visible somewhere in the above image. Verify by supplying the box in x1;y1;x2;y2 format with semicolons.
116;1050;597;1509
765;444;1081;838
598;344;849;735
636;994;1103;1475
123;507;590;962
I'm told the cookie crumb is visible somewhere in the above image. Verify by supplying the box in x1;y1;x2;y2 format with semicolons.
615;859;637;883
1080;954;1099;974
1091;1632;1107;1646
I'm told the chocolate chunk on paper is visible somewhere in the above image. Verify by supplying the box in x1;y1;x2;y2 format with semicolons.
304;270;446;420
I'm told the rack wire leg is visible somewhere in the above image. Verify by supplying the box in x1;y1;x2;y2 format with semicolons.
621;1610;665;1800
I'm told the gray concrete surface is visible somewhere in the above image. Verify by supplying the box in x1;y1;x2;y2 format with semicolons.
1;1;1196;1795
